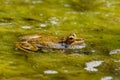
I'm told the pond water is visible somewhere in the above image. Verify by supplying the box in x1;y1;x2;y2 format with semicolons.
101;76;113;80
0;0;120;80
84;60;103;72
44;70;58;74
109;49;120;55
37;43;86;50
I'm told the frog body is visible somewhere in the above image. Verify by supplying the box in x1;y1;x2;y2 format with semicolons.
16;33;85;53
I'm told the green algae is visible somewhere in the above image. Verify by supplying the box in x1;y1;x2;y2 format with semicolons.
0;0;120;80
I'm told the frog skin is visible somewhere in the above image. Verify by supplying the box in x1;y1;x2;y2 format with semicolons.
16;33;85;53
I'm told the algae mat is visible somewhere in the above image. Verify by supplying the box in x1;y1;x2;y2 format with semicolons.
0;0;120;80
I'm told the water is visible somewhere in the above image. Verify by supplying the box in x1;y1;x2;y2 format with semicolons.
109;49;120;55
48;17;59;25
84;60;103;72
0;22;12;26
0;0;120;80
35;43;86;51
21;25;32;29
101;76;113;80
44;70;58;74
49;43;86;49
40;23;47;28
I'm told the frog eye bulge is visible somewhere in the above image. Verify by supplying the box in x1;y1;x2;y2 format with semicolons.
69;37;74;40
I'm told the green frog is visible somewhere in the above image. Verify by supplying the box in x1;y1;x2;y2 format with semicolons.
16;33;85;53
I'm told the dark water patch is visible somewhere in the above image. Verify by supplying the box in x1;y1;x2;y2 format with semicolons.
0;17;14;26
0;17;14;22
22;17;41;22
69;0;106;11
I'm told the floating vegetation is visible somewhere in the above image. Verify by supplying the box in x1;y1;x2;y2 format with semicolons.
0;0;120;79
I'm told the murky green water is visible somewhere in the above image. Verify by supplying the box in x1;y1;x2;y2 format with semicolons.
0;0;120;80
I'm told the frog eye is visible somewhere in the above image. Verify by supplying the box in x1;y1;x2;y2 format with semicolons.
69;37;74;40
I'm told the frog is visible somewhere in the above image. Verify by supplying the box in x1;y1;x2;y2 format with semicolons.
16;33;85;53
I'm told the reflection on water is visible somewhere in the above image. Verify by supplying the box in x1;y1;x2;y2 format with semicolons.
40;23;47;28
32;0;43;4
40;43;86;50
91;49;96;53
64;4;70;8
67;43;86;49
0;23;12;26
101;76;113;80
21;25;32;29
84;60;103;72
63;70;68;73
109;49;120;55
48;17;59;25
40;13;44;16
114;60;120;63
44;70;58;74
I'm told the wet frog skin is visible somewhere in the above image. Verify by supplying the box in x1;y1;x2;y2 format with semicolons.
16;33;85;53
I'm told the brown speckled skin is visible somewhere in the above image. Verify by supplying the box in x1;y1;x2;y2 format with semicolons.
16;33;84;53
